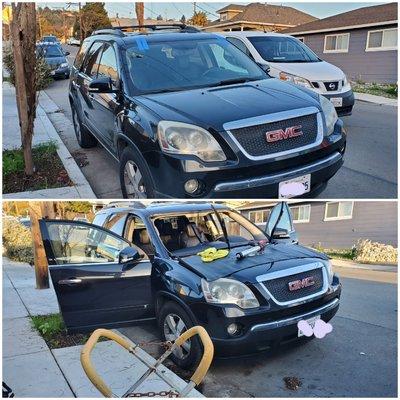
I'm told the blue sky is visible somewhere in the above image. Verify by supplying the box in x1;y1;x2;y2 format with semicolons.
42;2;383;20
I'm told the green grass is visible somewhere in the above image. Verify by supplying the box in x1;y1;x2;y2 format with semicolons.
310;246;356;261
3;142;58;176
31;313;65;341
352;82;398;99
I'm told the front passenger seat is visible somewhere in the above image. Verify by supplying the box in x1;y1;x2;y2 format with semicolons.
138;230;154;255
180;223;202;248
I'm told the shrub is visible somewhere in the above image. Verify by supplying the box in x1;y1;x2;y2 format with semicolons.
3;42;53;90
2;217;34;264
354;239;397;265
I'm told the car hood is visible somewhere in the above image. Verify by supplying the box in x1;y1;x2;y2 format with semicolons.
270;60;345;81
179;243;327;281
136;78;320;131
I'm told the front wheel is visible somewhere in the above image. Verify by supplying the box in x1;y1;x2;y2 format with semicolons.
119;147;155;199
71;105;97;148
159;302;203;370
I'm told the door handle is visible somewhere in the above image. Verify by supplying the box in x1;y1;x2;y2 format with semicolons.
58;278;82;285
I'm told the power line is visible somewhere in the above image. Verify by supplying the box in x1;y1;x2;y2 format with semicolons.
195;3;218;18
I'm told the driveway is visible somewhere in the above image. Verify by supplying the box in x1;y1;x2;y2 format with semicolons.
119;267;398;397
44;45;397;199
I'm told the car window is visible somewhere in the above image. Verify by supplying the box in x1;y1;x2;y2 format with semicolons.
82;41;103;77
97;44;119;83
45;221;130;265
92;212;110;227
74;40;90;69
104;212;128;236
226;37;251;56
124;215;153;257
37;45;64;58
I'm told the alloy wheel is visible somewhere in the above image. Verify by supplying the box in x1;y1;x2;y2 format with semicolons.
163;313;191;359
123;160;147;199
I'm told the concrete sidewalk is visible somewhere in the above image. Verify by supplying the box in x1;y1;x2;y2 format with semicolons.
354;92;397;107
2;258;202;397
2;82;96;199
331;258;397;273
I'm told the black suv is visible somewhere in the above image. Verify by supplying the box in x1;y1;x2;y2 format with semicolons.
39;202;341;368
69;25;346;198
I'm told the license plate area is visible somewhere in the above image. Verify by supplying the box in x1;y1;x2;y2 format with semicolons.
330;97;343;107
279;174;311;199
298;315;320;337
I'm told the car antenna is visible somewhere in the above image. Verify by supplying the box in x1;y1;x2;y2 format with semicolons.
211;204;231;251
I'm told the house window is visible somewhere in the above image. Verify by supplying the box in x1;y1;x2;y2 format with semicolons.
324;33;350;53
248;210;269;224
366;28;397;51
290;204;311;223
324;202;354;221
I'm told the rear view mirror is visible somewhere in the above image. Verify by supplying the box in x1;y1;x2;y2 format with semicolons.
272;227;290;239
64;51;70;56
118;247;141;264
89;77;119;93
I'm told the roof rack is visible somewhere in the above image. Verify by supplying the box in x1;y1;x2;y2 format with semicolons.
92;24;201;37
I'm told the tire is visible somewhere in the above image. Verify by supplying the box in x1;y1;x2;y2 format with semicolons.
71;104;97;148
119;146;155;199
158;301;203;370
65;73;70;79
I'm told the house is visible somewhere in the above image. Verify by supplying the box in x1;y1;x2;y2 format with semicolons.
282;3;398;83
202;3;317;32
238;201;397;249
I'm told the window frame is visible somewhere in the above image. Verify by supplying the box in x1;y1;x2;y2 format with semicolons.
97;42;120;84
324;201;354;221
290;204;311;224
323;33;350;53
248;209;269;225
366;28;397;52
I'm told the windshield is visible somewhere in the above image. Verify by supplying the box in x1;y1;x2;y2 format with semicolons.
152;209;267;256
248;36;320;63
124;37;267;94
37;45;64;58
42;36;57;42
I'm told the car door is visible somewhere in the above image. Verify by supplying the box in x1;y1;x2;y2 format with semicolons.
39;219;154;332
265;202;298;244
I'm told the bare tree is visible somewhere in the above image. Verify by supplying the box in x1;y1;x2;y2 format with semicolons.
135;2;144;29
10;3;37;176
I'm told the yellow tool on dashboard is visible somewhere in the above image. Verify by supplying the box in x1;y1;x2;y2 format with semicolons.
197;247;229;262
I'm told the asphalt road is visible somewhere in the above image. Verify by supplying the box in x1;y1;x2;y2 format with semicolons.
44;45;398;199
119;268;398;397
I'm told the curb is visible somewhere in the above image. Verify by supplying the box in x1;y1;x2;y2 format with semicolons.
331;258;397;273
354;92;397;107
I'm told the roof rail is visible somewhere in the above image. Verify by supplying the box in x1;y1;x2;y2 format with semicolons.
92;24;200;37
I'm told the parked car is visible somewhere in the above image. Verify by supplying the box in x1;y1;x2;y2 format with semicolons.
37;44;70;79
69;24;346;199
67;37;81;46
39;202;341;368
40;35;60;45
221;32;355;116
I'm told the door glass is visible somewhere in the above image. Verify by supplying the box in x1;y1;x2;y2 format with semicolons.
125;216;153;257
44;221;130;265
82;42;103;77
97;44;119;84
265;203;293;238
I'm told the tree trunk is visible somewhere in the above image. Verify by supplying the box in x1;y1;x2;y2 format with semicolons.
10;3;37;176
135;2;144;30
29;202;49;289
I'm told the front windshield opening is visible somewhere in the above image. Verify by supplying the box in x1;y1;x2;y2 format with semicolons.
248;36;321;63
124;37;267;94
152;210;267;257
38;45;64;58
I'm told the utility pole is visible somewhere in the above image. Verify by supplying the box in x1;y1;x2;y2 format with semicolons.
29;202;55;289
135;2;144;29
79;2;82;43
193;2;197;15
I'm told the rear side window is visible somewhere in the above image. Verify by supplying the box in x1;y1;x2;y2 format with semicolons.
226;37;251;56
82;41;103;76
104;213;128;236
92;212;109;227
97;44;119;83
73;40;90;69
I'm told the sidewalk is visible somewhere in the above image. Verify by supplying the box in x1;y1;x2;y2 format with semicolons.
2;82;96;199
331;258;397;273
354;92;397;107
2;258;202;397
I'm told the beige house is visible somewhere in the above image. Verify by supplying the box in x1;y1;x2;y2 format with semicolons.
203;3;317;32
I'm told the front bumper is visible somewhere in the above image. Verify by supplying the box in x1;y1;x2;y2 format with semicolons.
51;66;70;78
323;90;355;116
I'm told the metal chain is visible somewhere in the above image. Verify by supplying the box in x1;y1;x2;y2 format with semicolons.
136;340;173;351
127;390;179;397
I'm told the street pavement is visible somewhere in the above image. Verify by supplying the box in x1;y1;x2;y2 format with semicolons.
120;266;398;397
44;45;397;199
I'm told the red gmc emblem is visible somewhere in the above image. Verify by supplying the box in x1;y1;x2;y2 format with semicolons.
288;276;315;291
265;125;303;143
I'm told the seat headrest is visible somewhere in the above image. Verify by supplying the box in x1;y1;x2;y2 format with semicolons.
163;222;173;235
139;229;150;244
185;223;197;238
177;216;190;231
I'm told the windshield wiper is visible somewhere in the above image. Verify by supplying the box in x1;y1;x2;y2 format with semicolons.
213;77;257;87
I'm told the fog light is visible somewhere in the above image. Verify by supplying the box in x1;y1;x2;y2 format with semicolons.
227;323;238;336
184;179;199;194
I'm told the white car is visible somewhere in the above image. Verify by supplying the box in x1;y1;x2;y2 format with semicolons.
67;37;80;46
221;31;354;116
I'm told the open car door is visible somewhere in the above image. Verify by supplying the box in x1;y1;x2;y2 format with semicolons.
265;202;298;244
39;219;153;332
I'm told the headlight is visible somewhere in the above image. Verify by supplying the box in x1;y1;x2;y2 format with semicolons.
319;95;338;136
324;260;334;283
201;278;259;309
279;72;313;89
342;75;349;87
157;121;226;162
60;62;69;68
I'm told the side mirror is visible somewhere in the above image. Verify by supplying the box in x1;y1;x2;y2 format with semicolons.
118;247;141;264
64;51;70;56
272;227;290;239
89;77;119;93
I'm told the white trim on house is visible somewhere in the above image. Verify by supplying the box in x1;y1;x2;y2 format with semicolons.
286;20;398;36
323;32;350;53
324;201;354;221
290;204;311;224
203;20;294;30
248;209;269;225
365;27;398;52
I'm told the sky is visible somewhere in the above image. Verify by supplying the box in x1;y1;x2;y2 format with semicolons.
41;2;384;20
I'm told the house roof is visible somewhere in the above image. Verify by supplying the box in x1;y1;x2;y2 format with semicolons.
206;3;317;28
283;2;398;35
216;4;247;13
